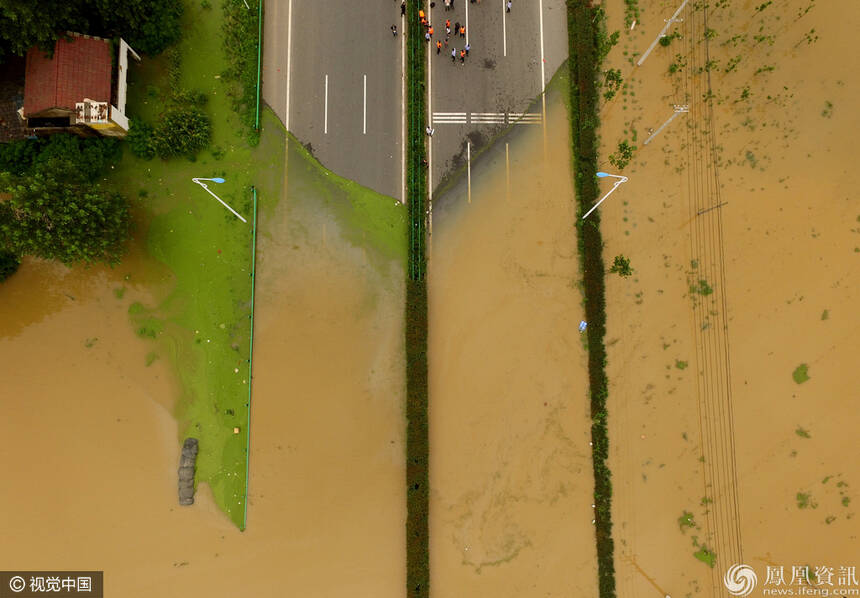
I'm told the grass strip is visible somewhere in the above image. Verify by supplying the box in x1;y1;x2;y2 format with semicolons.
222;0;263;145
566;2;617;597
405;1;429;598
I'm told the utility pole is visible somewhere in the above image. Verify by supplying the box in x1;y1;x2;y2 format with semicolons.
643;104;689;145
636;0;689;67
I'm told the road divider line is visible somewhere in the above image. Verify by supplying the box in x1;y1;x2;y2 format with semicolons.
538;0;547;155
466;0;470;45
284;0;293;131
467;140;471;204
428;1;434;236
502;0;507;57
363;74;367;135
324;74;328;135
505;142;510;202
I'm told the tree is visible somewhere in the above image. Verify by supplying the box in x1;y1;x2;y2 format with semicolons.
0;249;19;281
609;254;633;277
0;162;130;266
0;0;182;62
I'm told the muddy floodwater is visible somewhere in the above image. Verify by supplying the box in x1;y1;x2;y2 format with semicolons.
0;134;406;597
428;89;598;596
599;1;860;596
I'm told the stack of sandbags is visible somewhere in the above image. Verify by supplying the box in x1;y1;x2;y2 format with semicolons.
178;437;199;506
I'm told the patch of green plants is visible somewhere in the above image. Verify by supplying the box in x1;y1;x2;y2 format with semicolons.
145;351;159;367
821;101;833;118
668;53;687;74
83;337;98;348
755;1;773;12
609;254;633;277
603;68;623;101
795;426;811;438
694;546;716;568
690;279;714;296
675;360;688;370
222;0;262;144
755;64;776;75
797;491;817;509
792;363;810;384
724;55;742;74
623;0;640;29
659;31;682;47
609;140;634;170
678;511;696;530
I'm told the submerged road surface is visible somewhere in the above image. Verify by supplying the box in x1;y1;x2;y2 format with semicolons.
263;0;404;201
426;0;568;203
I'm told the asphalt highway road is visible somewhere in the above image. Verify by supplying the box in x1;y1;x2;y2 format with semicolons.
263;1;568;205
427;0;568;196
263;0;405;201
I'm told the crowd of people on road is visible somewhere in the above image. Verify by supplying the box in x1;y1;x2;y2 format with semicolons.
392;0;514;66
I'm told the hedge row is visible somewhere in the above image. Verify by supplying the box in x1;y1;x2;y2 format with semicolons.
566;2;617;598
222;0;262;144
404;2;429;598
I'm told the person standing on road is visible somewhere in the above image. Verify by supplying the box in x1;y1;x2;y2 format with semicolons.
428;26;434;37
465;42;470;56
454;22;459;37
436;40;442;54
460;49;466;63
451;48;457;62
401;2;406;16
391;25;397;36
425;30;431;41
445;19;451;35
506;1;512;12
459;25;466;38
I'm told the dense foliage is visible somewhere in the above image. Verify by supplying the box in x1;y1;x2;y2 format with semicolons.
567;1;617;597
222;0;261;143
152;108;212;159
405;3;429;598
0;249;19;281
0;133;120;180
0;163;130;266
127;119;156;160
0;0;182;61
0;134;130;266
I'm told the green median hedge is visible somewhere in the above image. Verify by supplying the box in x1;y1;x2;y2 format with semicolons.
566;2;617;597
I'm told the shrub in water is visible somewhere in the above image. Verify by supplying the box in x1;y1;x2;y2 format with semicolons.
153;108;212;158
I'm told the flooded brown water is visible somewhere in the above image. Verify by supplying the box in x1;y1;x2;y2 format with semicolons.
600;1;860;596
0;136;406;596
428;91;598;596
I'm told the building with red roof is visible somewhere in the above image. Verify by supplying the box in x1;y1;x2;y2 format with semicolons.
21;33;139;138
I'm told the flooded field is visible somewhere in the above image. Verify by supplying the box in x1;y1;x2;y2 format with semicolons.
428;90;598;596
600;0;859;596
0;129;406;597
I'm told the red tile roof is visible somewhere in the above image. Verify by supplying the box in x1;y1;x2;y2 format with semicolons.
23;34;111;117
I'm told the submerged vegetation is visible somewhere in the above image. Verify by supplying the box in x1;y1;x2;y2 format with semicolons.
405;1;429;597
566;1;617;596
792;363;810;384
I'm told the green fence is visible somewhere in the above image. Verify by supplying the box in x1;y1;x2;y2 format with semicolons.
242;186;259;532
